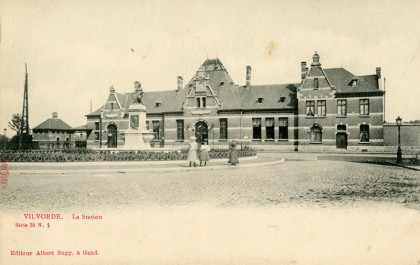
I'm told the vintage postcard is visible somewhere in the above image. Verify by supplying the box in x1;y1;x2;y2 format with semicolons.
1;1;420;264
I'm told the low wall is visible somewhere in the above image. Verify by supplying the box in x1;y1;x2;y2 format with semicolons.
384;123;420;154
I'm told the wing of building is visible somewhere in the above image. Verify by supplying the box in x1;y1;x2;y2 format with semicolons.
85;52;385;151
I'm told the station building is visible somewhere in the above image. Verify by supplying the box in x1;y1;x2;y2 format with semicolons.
84;52;384;151
32;112;88;149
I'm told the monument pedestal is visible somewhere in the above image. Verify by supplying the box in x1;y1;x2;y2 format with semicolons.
123;103;155;150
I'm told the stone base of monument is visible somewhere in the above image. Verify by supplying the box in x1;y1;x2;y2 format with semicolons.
123;129;155;150
122;103;155;150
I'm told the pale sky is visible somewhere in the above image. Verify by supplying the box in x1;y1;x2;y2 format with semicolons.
1;0;419;136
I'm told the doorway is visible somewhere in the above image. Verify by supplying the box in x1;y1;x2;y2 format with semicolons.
336;133;347;149
195;121;208;144
107;124;118;148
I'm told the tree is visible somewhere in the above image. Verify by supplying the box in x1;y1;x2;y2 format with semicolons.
8;113;24;134
0;134;9;151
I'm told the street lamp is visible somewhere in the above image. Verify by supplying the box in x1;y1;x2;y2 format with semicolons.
396;116;402;164
3;128;7;151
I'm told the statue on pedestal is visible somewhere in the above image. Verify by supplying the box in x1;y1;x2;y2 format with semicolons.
133;81;143;104
124;80;155;149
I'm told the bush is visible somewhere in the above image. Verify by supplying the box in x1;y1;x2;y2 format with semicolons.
0;149;256;162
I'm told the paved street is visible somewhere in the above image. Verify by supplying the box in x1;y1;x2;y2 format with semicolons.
1;153;419;212
1;153;420;265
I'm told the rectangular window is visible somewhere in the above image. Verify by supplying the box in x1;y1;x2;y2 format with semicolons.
317;100;326;116
360;124;370;142
176;120;184;141
196;97;206;108
337;100;347;116
219;118;228;140
278;118;288;140
306;101;315;116
252;118;262;140
359;99;369;115
337;124;346;131
314;78;319;89
265;118;275;139
95;122;99;130
94;132;99;140
146;121;150;131
152;121;160;140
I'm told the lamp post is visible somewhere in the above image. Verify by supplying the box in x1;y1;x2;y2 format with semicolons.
3;128;7;151
396;116;402;164
209;124;214;150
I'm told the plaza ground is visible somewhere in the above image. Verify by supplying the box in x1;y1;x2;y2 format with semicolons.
1;152;420;265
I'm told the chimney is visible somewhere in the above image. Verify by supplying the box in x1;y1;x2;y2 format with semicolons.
301;62;307;82
52;112;58;119
376;67;381;79
177;76;183;92
110;85;115;94
376;67;382;90
246;66;251;88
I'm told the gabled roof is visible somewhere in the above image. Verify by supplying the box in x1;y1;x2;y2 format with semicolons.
122;91;186;114
202;58;226;71
72;124;91;131
324;68;380;93
86;106;103;117
182;58;243;110
237;84;298;110
33;118;73;131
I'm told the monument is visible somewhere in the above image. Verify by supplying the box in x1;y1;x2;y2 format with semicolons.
123;81;155;149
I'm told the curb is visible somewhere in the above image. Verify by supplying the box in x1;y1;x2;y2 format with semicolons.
9;159;285;175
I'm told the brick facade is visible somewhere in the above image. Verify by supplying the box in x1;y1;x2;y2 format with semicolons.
84;53;386;151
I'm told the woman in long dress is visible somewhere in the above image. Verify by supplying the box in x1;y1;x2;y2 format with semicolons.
199;141;210;166
187;136;199;167
228;140;239;166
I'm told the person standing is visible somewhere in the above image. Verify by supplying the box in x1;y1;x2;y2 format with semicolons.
187;136;199;167
228;140;239;166
199;141;210;166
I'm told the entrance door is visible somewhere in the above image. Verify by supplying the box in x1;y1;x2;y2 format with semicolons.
107;124;118;148
336;133;347;149
195;122;208;143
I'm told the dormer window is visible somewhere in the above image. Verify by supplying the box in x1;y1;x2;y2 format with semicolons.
314;78;319;89
351;80;358;87
111;102;114;110
220;81;225;86
155;102;161;107
257;97;264;103
279;97;286;102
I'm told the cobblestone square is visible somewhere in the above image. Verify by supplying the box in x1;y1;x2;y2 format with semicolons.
1;153;420;265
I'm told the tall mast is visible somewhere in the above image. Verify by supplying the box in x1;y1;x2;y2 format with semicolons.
20;64;30;148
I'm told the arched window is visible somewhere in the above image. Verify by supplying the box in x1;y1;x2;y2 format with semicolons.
310;124;322;143
360;124;369;142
